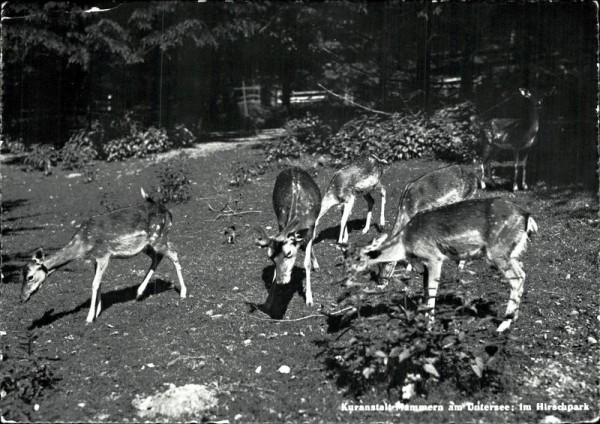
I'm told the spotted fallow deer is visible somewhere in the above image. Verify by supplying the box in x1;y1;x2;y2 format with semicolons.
21;189;187;323
315;154;387;244
345;197;538;333
254;167;322;306
479;87;554;192
379;164;478;280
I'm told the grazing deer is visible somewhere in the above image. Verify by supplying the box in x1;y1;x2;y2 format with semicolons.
315;154;387;244
345;197;538;332
254;167;321;306
379;164;478;280
21;189;187;323
479;87;554;191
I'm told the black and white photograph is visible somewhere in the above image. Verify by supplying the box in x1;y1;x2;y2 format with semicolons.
1;1;598;422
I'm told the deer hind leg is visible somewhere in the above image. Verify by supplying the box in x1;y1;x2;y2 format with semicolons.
136;249;164;300
521;152;529;190
303;238;315;306
157;244;187;298
362;193;375;234
422;259;443;329
480;144;495;188
494;257;526;333
339;196;355;243
379;185;386;228
87;256;110;323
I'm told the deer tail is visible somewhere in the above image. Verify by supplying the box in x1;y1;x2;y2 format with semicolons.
526;216;538;235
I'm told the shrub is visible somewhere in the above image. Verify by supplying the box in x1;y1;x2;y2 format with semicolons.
23;144;59;174
0;332;60;421
104;117;171;162
169;124;197;148
156;154;192;203
326;279;506;401
266;102;482;164
60;122;102;170
264;113;333;162
1;136;26;154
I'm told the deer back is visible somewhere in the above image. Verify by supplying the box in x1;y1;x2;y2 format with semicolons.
393;165;478;235
272;167;322;238
399;197;531;262
78;198;173;257
327;155;386;200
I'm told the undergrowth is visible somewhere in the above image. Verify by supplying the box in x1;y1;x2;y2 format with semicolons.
0;331;60;421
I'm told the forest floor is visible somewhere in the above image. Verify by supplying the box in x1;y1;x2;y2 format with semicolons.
1;136;598;423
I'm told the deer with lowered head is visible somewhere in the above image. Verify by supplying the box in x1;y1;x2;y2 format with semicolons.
21;189;187;323
254;167;321;306
345;197;538;333
379;164;479;281
315;154;388;244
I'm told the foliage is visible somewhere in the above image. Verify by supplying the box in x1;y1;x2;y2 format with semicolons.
229;160;268;187
244;103;275;130
23;144;59;173
156;154;192;203
104;114;171;162
60;122;102;170
264;113;333;162
326;280;505;401
0;332;60;421
169;124;197;148
266;103;481;165
1;136;26;154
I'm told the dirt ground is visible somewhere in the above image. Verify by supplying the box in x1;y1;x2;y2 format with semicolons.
1;140;598;422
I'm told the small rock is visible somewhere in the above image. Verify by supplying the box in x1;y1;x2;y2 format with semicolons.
33;404;39;411
147;363;155;368
540;415;561;424
234;414;243;420
588;336;597;344
278;365;291;374
243;339;251;346
566;273;571;279
78;403;85;408
255;366;262;374
570;310;579;316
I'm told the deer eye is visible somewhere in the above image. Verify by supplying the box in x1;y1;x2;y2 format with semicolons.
27;275;34;281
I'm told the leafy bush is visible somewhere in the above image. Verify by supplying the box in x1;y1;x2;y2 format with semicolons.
266;102;482;164
244;103;274;130
0;332;60;421
264;113;333;162
1;136;26;154
326;279;506;401
104;114;171;162
60;122;102;170
169;123;197;148
156;154;192;203
23;144;59;174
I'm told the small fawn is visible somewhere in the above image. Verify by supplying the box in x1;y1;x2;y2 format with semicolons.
254;167;321;306
345;197;538;333
379;165;478;280
316;154;387;244
21;189;187;323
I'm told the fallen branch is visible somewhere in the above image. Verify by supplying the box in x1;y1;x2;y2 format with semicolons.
317;84;393;116
167;355;207;367
205;201;261;221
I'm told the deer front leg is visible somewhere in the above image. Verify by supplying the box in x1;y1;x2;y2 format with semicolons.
339;196;355;244
422;259;443;330
137;251;164;300
87;257;110;323
521;152;529;190
303;239;315;306
496;258;526;333
512;150;521;192
362;193;375;234
160;245;187;298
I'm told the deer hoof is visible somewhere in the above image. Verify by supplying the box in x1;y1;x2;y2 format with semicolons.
496;320;512;333
512;184;519;192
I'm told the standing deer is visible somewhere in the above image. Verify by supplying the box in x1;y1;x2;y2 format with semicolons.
479;87;554;191
21;189;187;323
345;197;538;333
379;164;479;280
315;154;387;244
254;167;321;306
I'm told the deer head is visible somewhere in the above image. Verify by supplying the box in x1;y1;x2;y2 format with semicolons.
342;233;391;274
21;248;49;302
254;218;304;284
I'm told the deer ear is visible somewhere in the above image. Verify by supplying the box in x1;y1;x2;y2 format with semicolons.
519;88;532;98
33;248;44;263
253;226;271;248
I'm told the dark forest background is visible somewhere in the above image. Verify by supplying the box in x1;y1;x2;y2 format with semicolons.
1;1;597;188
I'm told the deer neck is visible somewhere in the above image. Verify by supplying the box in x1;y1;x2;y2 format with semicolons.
43;237;85;273
527;103;540;135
